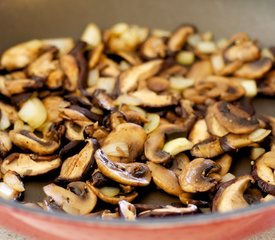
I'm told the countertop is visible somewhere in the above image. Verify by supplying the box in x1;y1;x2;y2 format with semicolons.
0;227;274;240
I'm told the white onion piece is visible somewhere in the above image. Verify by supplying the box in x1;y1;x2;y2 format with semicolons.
0;110;10;130
87;69;99;87
18;97;47;129
249;129;271;142
42;38;74;55
81;23;102;48
261;48;274;61
0;182;18;200
187;34;201;47
3;171;25;192
238;79;257;98
96;77;116;94
144;114;160;134
170;76;194;90
114;95;141;106
220;173;236;183
99;186;120;197
163;138;193;156
211;54;225;73
250;147;265;161
152;29;171;38
197;41;217;54
128;106;147;118
216;38;229;49
176;51;195;65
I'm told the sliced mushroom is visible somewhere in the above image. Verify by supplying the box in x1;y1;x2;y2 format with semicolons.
168;25;195;52
116;51;142;66
140;36;166;59
118;59;163;94
64;121;86;141
258;70;275;96
1;40;43;70
9;129;61;155
87;181;138;204
169;153;190;177
138;204;198;218
191;137;224;158
0;182;21;201
215;154;232;176
234;57;272;79
43;182;97;215
179;158;221;193
252;151;275;195
147;162;182;196
42;38;74;55
88;42;104;69
1;153;61;177
118;200;137;221
186;60;213;82
0;102;19;124
188;119;211;144
212;175;254;212
179;192;209;207
95;149;151;187
102;123;146;163
213;101;259;134
57;139;98;182
147;77;169;93
130;89;177;108
144;124;186;163
0;130;12;158
119;105;147;125
92;89;115;111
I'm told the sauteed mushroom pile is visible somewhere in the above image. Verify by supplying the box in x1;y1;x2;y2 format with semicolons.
0;23;274;220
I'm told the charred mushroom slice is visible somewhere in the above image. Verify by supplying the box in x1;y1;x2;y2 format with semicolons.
147;162;182;196
1;40;43;70
191;137;224;158
140;36;166;59
95;149;151;187
43;182;97;215
0;131;12;158
252;151;275;195
179;158;221;193
118;60;163;94
234;58;272;79
102;123;146;163
168;25;195;52
1;153;61;177
213;101;259;134
9;129;61;155
87;182;138;204
138;204;198;218
130;89;177;108
145;124;186;163
212;175;254;212
118;200;137;221
57;139;98;182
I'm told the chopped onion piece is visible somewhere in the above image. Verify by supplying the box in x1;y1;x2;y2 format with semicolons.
114;95;141;106
152;29;171;38
0;110;11;130
176;51;195;65
250;147;265;161
128;106;147;118
220;173;235;183
238;79;257;98
261;48;274;61
99;186;120;197
144;113;160;134
249;129;271;142
42;38;74;55
216;38;229;49
3;171;25;192
163;138;193;156
211;54;225;73
0;182;18;200
197;41;217;54
170;76;194;90
96;77;116;94
87;69;99;87
187;34;201;47
81;23;102;48
18;97;47;129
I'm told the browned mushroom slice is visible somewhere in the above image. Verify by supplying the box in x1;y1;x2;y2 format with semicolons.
0;182;21;201
0;130;12;158
215;154;232;176
116;51;142;66
118;59;163;94
252;151;275;195
179;192;209;207
92;89;115;111
213;101;259;134
57;139;98;182
87;182;138;204
140;36;166;59
205;105;229;137
234;58;272;79
0;40;43;70
144;124;186;163
43;182;97;215
60;54;78;91
64;121;86;141
89;42;104;69
147;77;169;93
188;119;210;144
130;89;177;108
212;175;254;212
119;105;147;125
138;204;198;218
1;153;61;177
27;49;57;78
0;102;19;124
186;60;213;82
95;149;151;187
224;40;260;62
167;25;195;52
147;162;182;196
169;153;190;177
118;200;137;221
191;137;224;158
9;129;61;155
258;70;275;96
102;123;146;163
179;158;221;193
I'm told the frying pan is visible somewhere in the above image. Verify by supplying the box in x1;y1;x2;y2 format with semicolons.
0;0;274;239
